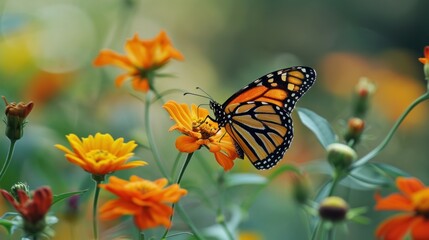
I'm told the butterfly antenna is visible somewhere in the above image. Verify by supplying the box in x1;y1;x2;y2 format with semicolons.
183;92;212;100
196;87;214;100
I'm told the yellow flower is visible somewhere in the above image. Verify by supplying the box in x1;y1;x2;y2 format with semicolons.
98;175;187;230
163;100;238;171
93;31;184;92
55;133;147;176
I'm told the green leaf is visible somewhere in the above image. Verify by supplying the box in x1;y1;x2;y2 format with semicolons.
224;173;267;188
342;162;411;190
297;108;337;149
52;189;88;206
301;159;333;175
314;179;333;203
0;218;14;234
370;162;411;179
241;164;300;211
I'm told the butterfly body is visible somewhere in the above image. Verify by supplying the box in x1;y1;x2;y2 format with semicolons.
210;66;316;170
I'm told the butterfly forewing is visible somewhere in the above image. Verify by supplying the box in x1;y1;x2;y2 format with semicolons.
210;66;316;170
224;66;316;113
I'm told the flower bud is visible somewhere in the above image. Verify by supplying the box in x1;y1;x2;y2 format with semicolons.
1;186;54;238
319;196;348;222
291;173;311;204
344;118;365;144
2;96;34;141
10;182;30;201
419;46;429;81
327;143;357;174
63;195;81;222
353;78;375;118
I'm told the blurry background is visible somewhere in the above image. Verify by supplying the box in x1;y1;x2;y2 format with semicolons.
0;0;429;239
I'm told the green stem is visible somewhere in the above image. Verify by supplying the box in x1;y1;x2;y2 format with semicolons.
92;179;102;240
138;231;144;240
161;153;194;239
175;204;205;240
327;173;340;197
217;171;234;240
353;92;429;168
219;218;234;240
176;152;193;184
327;225;335;240
311;220;323;240
170;152;183;179
0;140;16;181
144;92;169;178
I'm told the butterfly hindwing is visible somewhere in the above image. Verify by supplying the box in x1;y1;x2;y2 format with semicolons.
225;101;293;170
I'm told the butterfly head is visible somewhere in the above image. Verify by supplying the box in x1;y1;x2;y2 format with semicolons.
209;100;228;127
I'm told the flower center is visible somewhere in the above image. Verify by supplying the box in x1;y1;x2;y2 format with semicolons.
125;180;158;193
412;189;429;217
86;150;116;163
192;118;218;139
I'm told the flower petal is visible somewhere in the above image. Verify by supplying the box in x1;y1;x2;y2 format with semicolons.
375;193;414;211
93;49;134;72
175;135;201;153
376;214;415;240
396;177;426;197
131;77;150;92
411;217;429;240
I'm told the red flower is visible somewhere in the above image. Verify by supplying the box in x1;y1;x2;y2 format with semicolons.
1;186;52;224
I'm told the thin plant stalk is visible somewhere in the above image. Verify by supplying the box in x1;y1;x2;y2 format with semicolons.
144;91;169;178
161;152;193;239
0;140;16;181
175;204;205;240
353;92;429;168
217;171;234;240
92;179;102;240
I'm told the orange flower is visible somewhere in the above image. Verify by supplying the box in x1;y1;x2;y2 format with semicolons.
375;177;429;240
98;175;187;230
55;133;147;176
163;100;238;171
93;31;184;92
418;46;429;64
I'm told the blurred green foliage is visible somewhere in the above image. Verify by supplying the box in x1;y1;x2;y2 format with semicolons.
0;0;429;239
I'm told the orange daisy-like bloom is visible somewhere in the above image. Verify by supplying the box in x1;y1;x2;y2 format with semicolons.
55;133;147;176
418;46;429;64
375;177;429;240
163;100;238;171
98;175;187;230
93;31;184;92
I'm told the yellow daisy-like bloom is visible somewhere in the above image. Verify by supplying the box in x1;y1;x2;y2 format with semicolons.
55;133;147;175
163;100;238;171
93;31;184;92
99;175;187;230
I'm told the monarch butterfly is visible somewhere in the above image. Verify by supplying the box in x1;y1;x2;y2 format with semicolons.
209;66;316;170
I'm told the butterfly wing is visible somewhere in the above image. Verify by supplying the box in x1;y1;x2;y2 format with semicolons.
224;101;293;170
224;66;316;113
211;66;316;170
